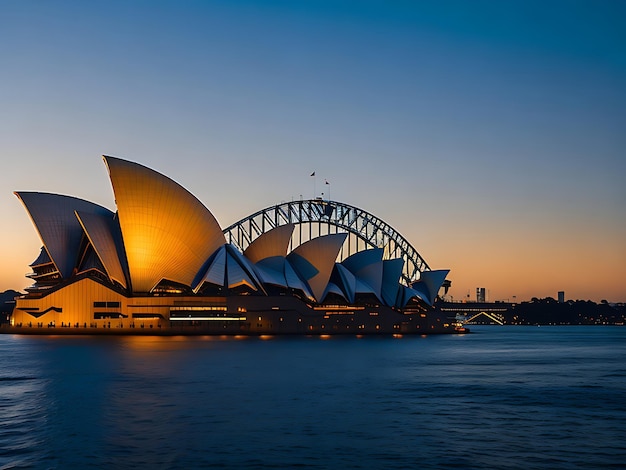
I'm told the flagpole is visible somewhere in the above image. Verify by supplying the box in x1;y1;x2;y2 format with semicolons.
310;171;316;199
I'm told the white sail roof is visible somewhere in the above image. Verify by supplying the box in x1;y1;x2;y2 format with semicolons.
104;156;226;293
342;248;384;302
321;282;348;303
193;244;262;292
255;257;288;287
225;245;262;291
288;233;347;302
332;263;357;303
410;269;450;306
76;210;128;289
15;192;113;279
244;224;294;263
194;246;227;289
397;286;425;308
381;259;404;307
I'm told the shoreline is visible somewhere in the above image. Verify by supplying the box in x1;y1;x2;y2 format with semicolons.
0;324;469;336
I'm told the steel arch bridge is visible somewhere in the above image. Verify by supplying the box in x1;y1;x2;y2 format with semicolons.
223;199;431;286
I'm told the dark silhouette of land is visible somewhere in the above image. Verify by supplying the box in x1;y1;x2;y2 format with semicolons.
0;290;20;324
438;297;626;325
506;297;625;325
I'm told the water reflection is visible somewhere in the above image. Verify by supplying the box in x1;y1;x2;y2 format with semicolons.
0;328;624;469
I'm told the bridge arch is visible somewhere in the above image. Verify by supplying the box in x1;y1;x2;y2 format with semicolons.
223;199;430;286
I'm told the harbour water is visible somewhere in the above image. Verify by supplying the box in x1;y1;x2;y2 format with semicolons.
1;326;625;469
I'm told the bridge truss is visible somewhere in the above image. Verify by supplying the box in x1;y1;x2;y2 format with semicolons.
464;311;504;325
223;199;430;286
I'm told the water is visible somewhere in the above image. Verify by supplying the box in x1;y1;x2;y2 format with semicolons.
1;326;625;469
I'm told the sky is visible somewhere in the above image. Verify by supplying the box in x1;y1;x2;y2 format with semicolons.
1;0;624;302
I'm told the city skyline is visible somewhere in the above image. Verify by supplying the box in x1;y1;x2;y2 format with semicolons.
1;1;624;302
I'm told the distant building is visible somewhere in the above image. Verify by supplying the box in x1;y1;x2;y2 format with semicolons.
476;287;486;303
558;291;565;303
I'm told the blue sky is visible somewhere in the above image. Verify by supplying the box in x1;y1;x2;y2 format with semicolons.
1;0;625;301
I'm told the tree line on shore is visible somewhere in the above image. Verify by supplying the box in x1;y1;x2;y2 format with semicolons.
499;297;624;325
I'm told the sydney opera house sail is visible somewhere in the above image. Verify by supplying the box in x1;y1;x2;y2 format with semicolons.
5;155;459;335
104;156;226;293
15;192;116;280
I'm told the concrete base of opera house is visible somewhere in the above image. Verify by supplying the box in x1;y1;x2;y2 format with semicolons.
5;278;467;335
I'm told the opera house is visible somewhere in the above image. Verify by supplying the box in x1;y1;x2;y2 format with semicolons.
5;156;460;335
